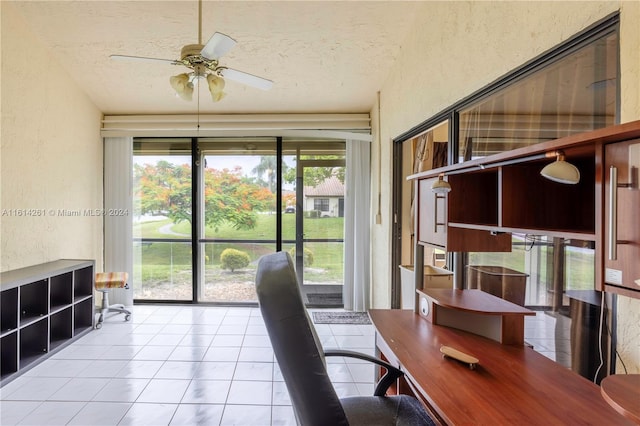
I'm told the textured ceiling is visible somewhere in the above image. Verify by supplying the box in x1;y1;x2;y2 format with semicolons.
9;1;420;115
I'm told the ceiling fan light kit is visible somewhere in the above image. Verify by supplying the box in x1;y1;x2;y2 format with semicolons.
207;74;226;102
110;1;272;102
169;73;194;101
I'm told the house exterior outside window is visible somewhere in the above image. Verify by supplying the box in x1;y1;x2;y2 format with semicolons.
304;176;345;218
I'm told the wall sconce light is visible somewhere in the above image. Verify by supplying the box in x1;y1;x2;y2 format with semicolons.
540;151;580;184
431;173;451;193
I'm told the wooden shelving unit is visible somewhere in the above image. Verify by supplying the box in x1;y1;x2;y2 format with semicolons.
408;120;640;299
0;259;95;385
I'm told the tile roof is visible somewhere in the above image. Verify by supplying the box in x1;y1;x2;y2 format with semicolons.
304;176;344;197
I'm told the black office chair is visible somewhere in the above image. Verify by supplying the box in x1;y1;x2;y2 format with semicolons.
255;252;436;426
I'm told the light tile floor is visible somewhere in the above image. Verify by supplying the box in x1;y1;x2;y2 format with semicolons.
523;310;572;368
0;305;377;426
1;305;567;426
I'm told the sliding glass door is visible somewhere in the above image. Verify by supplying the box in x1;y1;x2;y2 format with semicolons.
132;137;346;305
198;138;277;303
284;140;346;307
132;139;193;301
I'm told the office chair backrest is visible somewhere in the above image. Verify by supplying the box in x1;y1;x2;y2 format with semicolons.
256;251;349;426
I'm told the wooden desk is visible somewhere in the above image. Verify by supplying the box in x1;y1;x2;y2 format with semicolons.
601;375;640;423
369;309;633;425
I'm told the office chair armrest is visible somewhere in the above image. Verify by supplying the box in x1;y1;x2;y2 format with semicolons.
324;349;404;396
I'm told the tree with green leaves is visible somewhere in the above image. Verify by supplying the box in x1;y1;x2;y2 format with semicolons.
251;155;290;193
203;166;273;230
133;160;191;223
251;156;277;191
283;156;345;187
134;162;273;230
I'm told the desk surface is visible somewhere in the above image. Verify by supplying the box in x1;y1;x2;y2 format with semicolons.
421;288;535;315
369;309;632;425
601;375;640;423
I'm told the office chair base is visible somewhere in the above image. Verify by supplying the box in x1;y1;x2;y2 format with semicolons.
95;290;131;329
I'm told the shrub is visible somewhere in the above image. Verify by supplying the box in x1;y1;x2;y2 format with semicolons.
288;247;314;267
220;248;250;272
305;210;320;219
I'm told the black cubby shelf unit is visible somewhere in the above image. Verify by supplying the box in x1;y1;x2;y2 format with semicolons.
0;259;95;386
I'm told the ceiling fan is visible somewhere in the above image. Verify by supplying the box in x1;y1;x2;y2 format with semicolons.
110;0;273;102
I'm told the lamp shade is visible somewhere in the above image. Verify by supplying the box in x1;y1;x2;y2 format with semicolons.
540;157;580;184
431;175;451;193
207;74;226;102
169;73;193;101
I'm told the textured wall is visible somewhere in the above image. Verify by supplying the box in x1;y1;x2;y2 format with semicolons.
616;296;640;373
1;3;103;272
372;1;640;372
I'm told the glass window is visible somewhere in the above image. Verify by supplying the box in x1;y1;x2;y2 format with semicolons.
459;24;618;380
391;16;618;377
400;120;449;270
132;139;193;301
314;199;330;212
283;139;346;292
459;31;618;161
198;138;278;303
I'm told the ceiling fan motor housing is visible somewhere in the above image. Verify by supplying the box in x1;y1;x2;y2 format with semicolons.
180;44;205;60
179;44;220;78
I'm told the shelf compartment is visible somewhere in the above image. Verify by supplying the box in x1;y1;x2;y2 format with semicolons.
1;288;19;334
19;318;48;369
501;156;595;233
50;307;73;351
19;280;48;326
74;298;94;333
448;169;499;226
73;266;94;300
50;272;73;311
1;332;18;379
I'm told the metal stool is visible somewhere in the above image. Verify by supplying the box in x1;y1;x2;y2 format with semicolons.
95;272;131;329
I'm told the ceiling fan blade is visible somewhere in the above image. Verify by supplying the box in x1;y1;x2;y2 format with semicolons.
110;54;178;64
200;32;236;60
220;68;273;91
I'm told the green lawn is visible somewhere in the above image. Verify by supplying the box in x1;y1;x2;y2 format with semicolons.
133;214;345;292
136;214;344;240
134;218;179;238
168;214;343;240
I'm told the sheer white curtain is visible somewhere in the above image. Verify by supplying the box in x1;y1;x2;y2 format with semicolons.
343;139;371;312
103;137;133;307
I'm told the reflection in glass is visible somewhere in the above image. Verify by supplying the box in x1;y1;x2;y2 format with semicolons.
467;235;594;307
459;31;618;161
467;235;598;375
